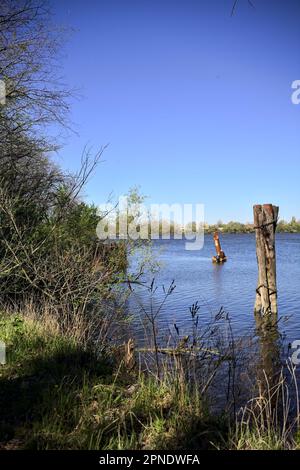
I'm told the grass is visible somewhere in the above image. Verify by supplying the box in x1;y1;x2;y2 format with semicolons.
0;313;226;450
0;312;299;450
229;367;300;450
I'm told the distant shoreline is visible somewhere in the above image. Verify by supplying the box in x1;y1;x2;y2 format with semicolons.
204;220;300;234
204;226;300;235
148;219;300;236
191;219;300;235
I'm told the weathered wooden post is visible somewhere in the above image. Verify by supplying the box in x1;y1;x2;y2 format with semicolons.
212;231;227;263
254;204;279;315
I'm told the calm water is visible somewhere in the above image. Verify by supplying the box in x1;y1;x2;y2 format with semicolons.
130;233;300;344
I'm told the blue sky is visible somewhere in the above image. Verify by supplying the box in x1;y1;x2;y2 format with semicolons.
51;0;300;223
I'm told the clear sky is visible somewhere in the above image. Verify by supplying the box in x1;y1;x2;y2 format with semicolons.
51;0;300;224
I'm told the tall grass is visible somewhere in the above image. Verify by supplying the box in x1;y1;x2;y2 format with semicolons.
0;301;299;450
0;309;226;450
230;364;300;450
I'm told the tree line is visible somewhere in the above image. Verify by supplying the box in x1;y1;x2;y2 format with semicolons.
0;0;130;320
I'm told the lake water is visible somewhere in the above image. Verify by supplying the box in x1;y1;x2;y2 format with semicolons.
129;233;300;347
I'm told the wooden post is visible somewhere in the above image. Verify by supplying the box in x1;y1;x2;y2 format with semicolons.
254;204;279;315
214;231;222;256
212;231;227;263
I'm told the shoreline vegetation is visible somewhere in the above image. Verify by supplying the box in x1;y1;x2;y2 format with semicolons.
205;218;300;234
0;312;222;450
1;311;300;450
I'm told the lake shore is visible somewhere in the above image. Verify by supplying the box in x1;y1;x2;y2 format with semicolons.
1;311;299;451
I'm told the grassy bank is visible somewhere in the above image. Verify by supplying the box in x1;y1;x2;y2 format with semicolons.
0;312;299;450
0;313;226;450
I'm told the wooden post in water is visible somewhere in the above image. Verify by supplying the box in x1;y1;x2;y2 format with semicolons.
254;204;279;315
212;231;227;263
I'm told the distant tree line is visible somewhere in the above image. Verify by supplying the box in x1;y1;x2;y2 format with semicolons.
206;218;300;234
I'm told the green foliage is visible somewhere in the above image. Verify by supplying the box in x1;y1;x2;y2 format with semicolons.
0;315;224;450
0;173;128;302
277;217;300;233
206;218;300;234
45;190;100;250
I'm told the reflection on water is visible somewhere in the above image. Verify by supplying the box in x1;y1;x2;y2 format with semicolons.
129;234;300;346
212;263;225;298
127;234;300;410
254;312;281;388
